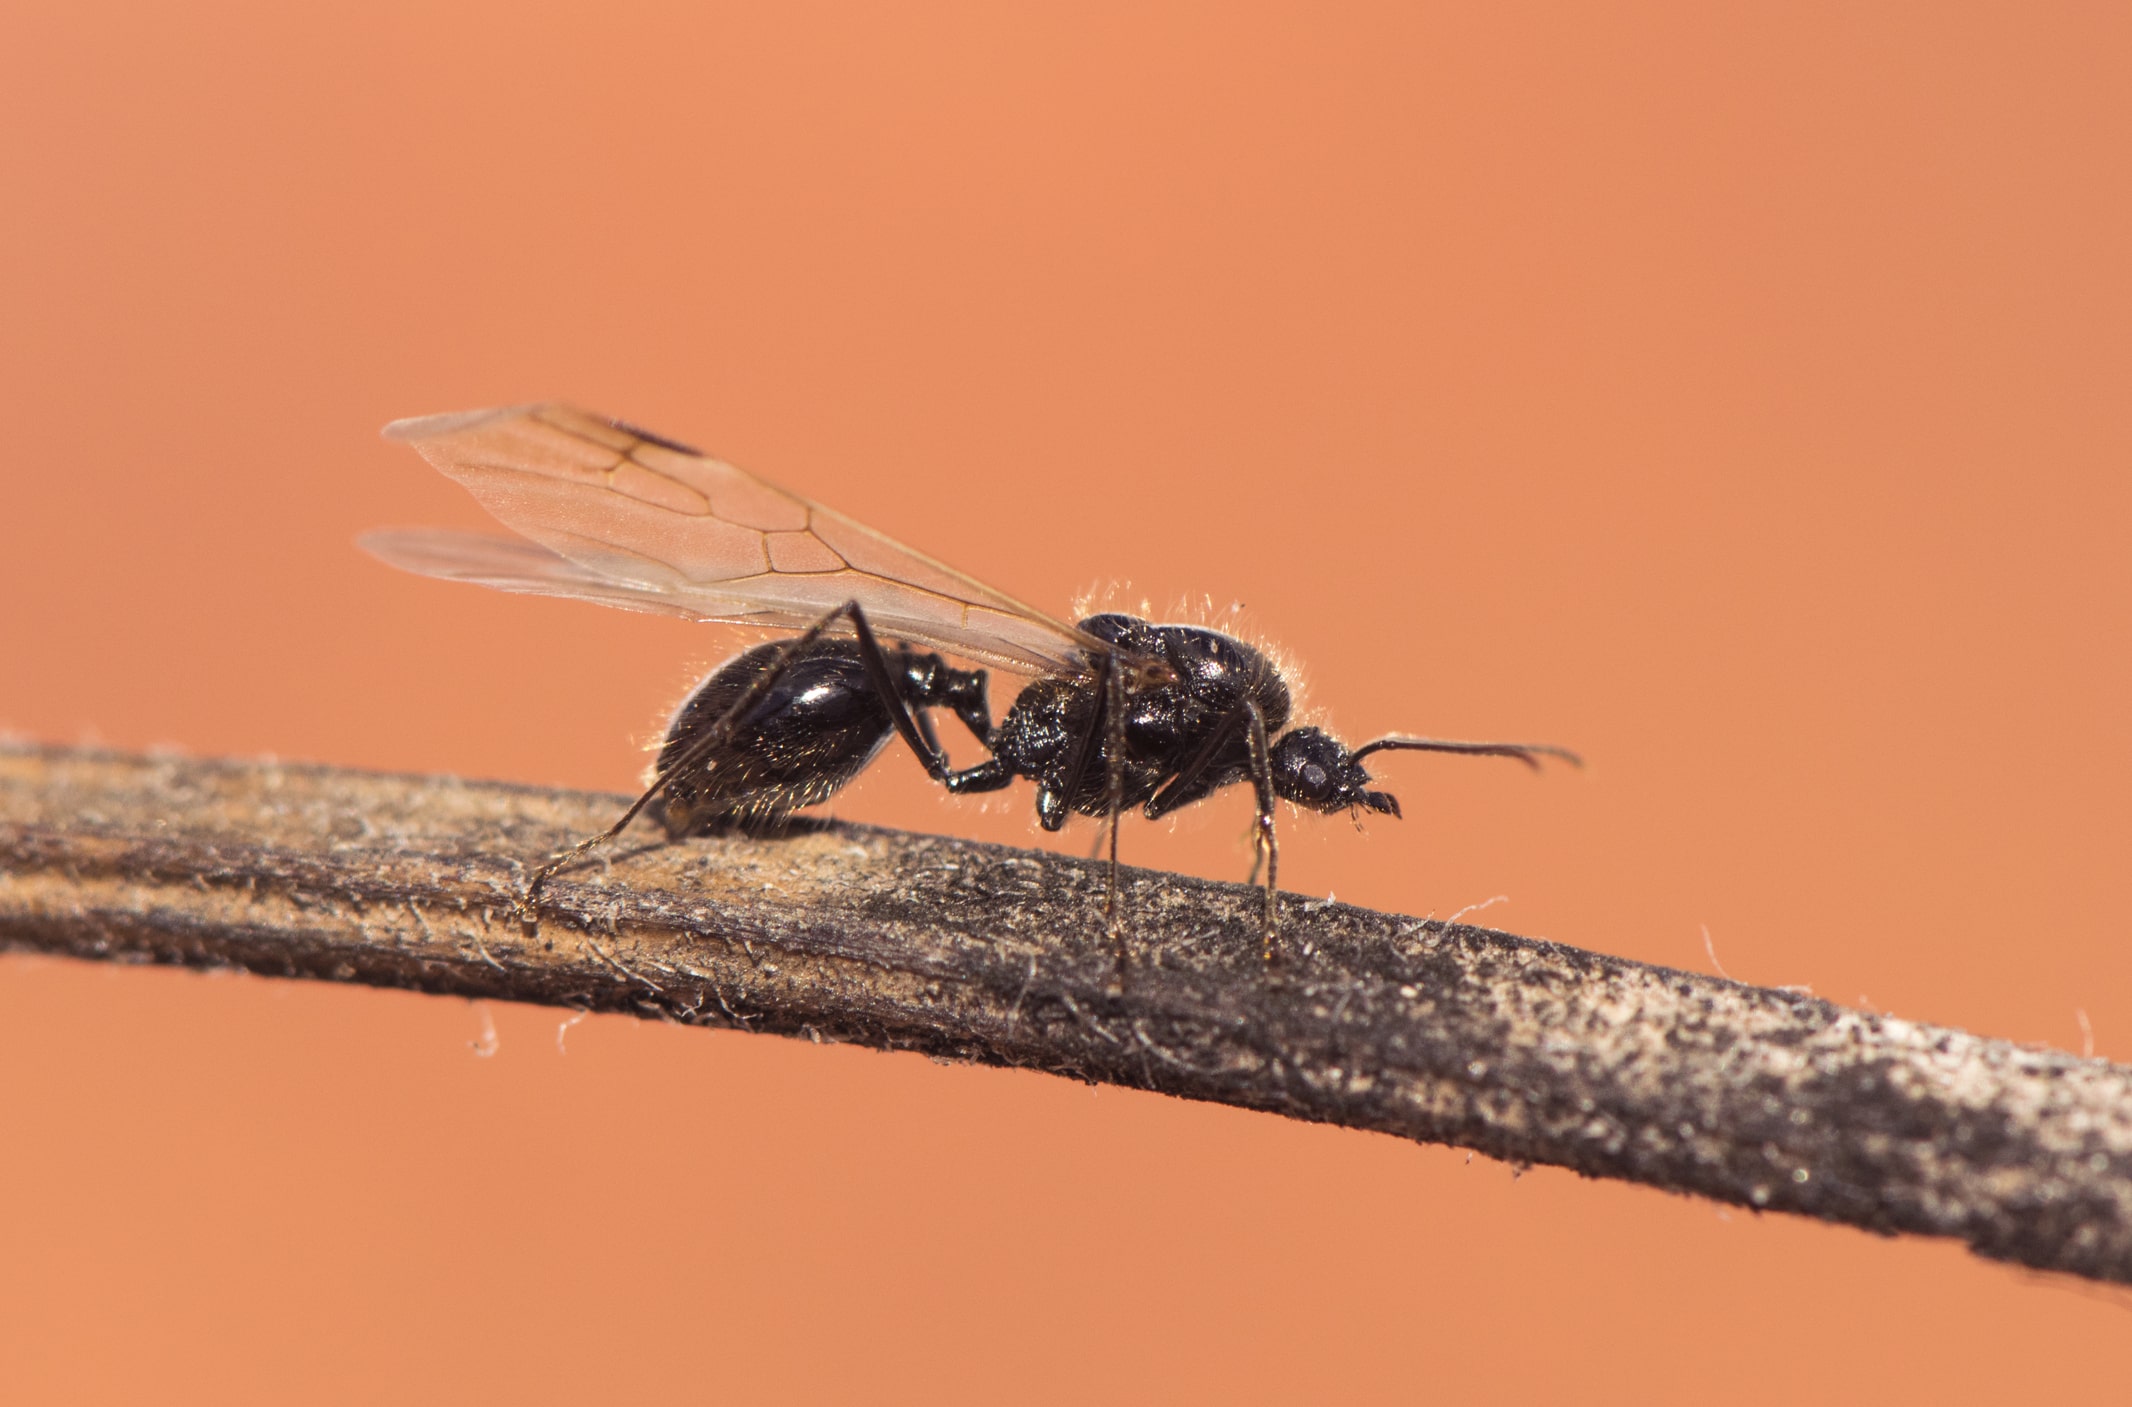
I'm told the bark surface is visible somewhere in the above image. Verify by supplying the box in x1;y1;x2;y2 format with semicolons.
4;744;2128;1284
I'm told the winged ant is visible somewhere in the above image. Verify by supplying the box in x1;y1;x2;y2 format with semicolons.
362;404;1577;970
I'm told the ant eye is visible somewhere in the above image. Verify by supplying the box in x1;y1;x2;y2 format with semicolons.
1301;763;1328;794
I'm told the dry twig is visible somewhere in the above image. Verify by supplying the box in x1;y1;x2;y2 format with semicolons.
3;743;2129;1284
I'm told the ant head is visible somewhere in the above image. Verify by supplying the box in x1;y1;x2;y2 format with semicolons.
1269;727;1401;817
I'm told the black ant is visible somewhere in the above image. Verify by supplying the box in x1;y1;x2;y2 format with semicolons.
362;404;1578;969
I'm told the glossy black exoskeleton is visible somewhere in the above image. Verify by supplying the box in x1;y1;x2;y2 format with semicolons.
654;635;991;835
943;614;1400;823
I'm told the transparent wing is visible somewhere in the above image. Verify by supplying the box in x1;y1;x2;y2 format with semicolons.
359;528;708;621
370;403;1104;675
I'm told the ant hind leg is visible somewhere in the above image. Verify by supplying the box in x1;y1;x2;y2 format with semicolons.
518;599;916;929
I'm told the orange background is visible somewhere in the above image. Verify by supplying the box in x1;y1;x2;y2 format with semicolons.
3;3;2129;1401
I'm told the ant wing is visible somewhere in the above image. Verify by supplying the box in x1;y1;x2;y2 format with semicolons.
359;528;709;621
371;403;1105;676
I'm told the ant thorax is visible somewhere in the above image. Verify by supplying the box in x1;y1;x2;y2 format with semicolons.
984;613;1296;826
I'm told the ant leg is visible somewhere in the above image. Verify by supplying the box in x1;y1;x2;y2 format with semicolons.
942;758;1014;794
1028;650;1116;836
1103;657;1128;980
1144;706;1250;820
1137;702;1277;959
910;694;946;762
843;605;959;781
519;599;939;927
1243;700;1278;964
519;602;864;924
1038;648;1126;968
943;670;995;747
1054;650;1114;822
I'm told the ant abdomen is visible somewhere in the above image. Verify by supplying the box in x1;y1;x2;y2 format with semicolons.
655;637;990;836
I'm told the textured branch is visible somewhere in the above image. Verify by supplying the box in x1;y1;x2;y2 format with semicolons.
3;743;2129;1283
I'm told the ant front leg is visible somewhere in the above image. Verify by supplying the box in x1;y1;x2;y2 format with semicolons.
1040;649;1129;977
1143;701;1279;964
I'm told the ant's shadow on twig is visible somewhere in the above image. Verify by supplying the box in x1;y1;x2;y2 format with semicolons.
555;814;848;877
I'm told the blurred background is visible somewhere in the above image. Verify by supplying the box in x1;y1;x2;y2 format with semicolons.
3;2;2128;1401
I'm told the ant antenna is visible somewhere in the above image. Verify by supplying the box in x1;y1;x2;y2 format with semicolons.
1348;736;1584;771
